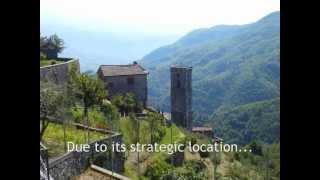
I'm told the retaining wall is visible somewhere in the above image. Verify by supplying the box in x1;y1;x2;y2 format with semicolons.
40;59;80;85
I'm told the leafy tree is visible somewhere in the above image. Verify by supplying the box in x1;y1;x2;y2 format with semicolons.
123;93;135;113
145;156;172;179
110;95;125;115
68;70;106;143
40;81;63;140
111;93;143;115
40;81;64;140
40;34;47;50
40;33;65;58
100;101;120;130
146;112;165;144
40;81;74;153
47;34;65;53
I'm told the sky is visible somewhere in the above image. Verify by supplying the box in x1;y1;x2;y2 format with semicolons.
41;0;280;36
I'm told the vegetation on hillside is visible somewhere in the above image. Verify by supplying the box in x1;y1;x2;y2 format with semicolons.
111;93;144;115
43;123;105;157
208;98;280;145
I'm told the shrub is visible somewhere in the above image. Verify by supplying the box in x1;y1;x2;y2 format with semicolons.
199;149;210;158
145;156;172;179
71;107;82;123
40;52;47;60
249;141;263;156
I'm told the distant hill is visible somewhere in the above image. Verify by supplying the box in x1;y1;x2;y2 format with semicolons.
140;11;280;124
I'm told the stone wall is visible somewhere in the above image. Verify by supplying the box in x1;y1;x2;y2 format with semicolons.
99;74;148;107
40;59;80;85
47;131;124;180
40;143;51;180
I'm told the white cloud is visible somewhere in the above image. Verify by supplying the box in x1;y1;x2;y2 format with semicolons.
41;0;280;35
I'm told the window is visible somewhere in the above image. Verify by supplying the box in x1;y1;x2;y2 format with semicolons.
127;77;134;85
108;82;114;88
177;80;181;88
176;73;181;88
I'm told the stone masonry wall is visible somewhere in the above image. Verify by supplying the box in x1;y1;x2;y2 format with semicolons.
48;133;124;180
100;74;148;106
170;67;193;130
40;59;80;85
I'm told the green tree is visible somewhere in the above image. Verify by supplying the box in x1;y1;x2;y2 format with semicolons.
100;101;120;130
47;34;65;53
111;93;142;115
40;33;65;57
123;93;135;114
68;71;106;143
146;112;165;144
40;82;65;139
40;34;47;50
40;81;74;152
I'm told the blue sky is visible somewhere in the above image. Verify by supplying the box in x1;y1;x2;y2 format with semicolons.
41;0;280;36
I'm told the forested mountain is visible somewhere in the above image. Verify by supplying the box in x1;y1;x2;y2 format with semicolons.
206;98;280;145
140;11;280;144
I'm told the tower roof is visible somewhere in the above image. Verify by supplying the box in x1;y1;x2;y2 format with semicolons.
170;65;192;69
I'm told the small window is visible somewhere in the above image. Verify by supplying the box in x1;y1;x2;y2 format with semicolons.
177;80;181;88
127;77;134;85
108;82;114;88
177;73;180;78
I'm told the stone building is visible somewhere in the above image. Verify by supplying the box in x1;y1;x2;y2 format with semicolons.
192;127;213;138
170;66;192;130
97;62;148;106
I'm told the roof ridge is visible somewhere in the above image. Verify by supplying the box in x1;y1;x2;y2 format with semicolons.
100;64;133;67
99;63;148;77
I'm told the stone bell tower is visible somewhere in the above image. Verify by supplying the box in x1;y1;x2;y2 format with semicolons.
170;66;192;130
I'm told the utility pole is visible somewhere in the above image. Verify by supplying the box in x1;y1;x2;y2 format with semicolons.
110;113;114;179
168;120;174;179
137;116;140;179
212;139;216;180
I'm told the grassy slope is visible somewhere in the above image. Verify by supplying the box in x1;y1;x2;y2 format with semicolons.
43;123;106;158
40;59;65;67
